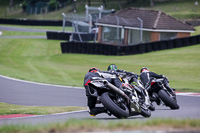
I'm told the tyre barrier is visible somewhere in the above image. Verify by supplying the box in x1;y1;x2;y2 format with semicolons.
46;31;71;40
174;38;183;48
151;41;161;51
159;40;167;50
186;20;200;27
0;18;72;26
60;35;200;56
189;36;197;45
166;39;174;49
47;31;95;41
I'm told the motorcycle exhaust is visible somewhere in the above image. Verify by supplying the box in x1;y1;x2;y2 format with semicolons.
103;81;130;104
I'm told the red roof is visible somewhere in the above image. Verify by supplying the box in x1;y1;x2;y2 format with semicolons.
98;8;194;31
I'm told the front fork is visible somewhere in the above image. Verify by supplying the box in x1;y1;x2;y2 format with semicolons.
161;84;177;101
154;84;177;105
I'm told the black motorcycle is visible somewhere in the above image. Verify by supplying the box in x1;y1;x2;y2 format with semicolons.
88;72;151;118
147;77;179;110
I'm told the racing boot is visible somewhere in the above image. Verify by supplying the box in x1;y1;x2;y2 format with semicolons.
89;107;109;117
150;96;161;105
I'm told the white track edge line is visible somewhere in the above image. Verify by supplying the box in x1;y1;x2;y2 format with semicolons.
1;110;88;120
1;75;199;96
0;75;84;90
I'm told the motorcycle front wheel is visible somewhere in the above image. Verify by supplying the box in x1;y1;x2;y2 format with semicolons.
101;92;129;118
140;104;151;118
158;89;180;110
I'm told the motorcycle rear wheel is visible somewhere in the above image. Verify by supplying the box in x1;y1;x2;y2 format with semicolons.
101;92;129;118
158;89;179;109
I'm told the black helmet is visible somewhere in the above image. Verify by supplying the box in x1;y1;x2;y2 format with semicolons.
140;67;149;73
107;64;118;71
89;67;99;73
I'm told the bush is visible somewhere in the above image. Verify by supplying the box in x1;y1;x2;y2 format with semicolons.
21;0;27;12
48;0;59;11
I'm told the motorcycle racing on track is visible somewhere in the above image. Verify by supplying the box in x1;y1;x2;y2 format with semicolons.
84;65;179;119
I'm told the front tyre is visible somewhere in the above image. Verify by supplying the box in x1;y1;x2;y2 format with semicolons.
101;92;129;118
149;103;155;111
158;89;179;110
140;104;151;118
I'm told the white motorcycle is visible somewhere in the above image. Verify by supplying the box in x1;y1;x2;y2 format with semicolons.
88;71;151;118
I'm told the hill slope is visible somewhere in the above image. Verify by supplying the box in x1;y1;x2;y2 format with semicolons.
0;37;199;92
0;0;199;20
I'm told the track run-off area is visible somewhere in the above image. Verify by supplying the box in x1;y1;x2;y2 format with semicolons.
0;75;200;126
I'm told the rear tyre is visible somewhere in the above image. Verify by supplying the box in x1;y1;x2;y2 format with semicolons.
158;89;179;109
101;92;129;118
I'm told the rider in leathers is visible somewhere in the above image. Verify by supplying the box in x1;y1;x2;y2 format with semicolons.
140;67;164;89
84;67;122;116
107;64;138;83
140;67;175;104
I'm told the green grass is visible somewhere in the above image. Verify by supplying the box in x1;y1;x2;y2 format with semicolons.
147;0;200;20
0;102;86;115
0;118;199;133
122;0;200;20
0;0;200;20
1;31;46;36
0;37;200;92
191;26;200;36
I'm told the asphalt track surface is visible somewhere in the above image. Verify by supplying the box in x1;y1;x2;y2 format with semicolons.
0;26;200;125
0;25;53;32
0;75;200;126
0;25;50;39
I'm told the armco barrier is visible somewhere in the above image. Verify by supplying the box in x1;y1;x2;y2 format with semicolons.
0;18;72;26
60;35;200;56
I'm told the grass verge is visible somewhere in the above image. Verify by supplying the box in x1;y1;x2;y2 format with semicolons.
0;118;199;133
1;31;46;36
0;37;200;92
191;26;200;36
0;102;86;115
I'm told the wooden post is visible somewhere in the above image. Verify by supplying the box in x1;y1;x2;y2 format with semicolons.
97;26;102;43
124;29;129;45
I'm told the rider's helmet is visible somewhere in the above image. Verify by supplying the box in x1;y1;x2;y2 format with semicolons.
107;64;118;71
89;67;99;73
140;67;149;73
